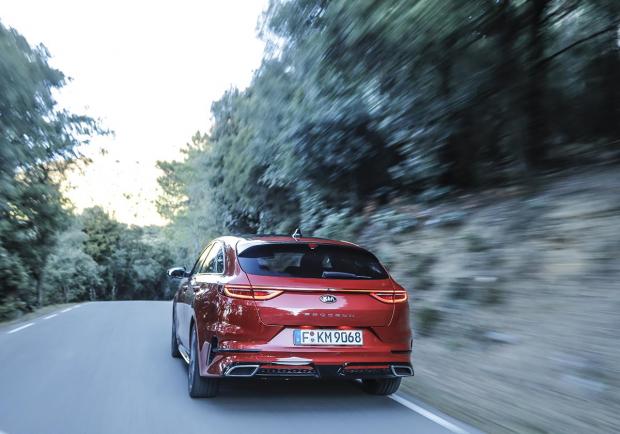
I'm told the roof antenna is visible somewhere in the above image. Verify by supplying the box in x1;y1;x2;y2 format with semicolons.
292;227;303;240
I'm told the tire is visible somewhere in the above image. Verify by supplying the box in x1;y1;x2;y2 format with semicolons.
362;378;402;395
188;326;219;398
171;311;181;359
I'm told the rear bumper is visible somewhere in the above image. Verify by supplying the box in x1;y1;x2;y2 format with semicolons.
222;361;414;379
203;348;413;379
198;326;413;378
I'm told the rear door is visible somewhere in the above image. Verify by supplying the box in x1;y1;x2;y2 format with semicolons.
237;243;395;327
188;242;225;327
179;245;212;349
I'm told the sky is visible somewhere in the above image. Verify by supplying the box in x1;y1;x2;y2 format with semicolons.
2;0;269;225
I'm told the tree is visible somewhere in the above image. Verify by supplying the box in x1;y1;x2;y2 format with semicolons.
80;207;174;301
42;225;102;303
157;0;620;255
80;207;123;299
0;21;103;317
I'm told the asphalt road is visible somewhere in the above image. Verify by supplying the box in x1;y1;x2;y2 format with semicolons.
0;301;475;434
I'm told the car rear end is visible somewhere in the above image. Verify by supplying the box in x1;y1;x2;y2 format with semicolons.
209;239;413;391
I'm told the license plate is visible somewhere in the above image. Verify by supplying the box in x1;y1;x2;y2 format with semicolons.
293;329;363;346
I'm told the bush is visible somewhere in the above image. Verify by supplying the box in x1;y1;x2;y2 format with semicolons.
481;285;503;305
464;233;492;252
406;254;437;290
314;208;366;241
416;307;442;337
449;278;471;299
0;295;27;321
448;277;503;305
370;208;418;234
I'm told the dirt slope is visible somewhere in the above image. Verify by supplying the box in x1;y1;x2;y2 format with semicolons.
362;166;620;433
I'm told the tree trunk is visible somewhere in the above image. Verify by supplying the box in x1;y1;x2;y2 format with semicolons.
490;0;518;169
605;11;620;145
524;0;551;168
36;278;43;308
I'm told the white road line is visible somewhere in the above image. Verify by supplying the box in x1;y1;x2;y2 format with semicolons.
390;394;469;434
6;305;79;334
7;323;34;334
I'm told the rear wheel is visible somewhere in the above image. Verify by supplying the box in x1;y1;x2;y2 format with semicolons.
362;378;401;395
188;326;219;398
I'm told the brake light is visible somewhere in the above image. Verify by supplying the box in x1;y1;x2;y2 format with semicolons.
223;285;283;300
370;291;408;303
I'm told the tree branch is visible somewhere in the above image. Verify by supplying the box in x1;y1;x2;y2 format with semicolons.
538;22;619;67
541;0;580;26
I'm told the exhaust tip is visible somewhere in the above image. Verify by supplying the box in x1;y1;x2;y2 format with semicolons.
390;365;414;377
224;364;259;377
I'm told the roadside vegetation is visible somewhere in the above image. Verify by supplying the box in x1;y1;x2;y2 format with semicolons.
367;167;620;433
0;23;173;320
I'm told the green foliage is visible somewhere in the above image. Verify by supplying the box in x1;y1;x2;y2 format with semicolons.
416;307;442;337
81;207;123;265
407;254;437;291
449;278;472;300
36;207;175;307
110;226;175;301
448;277;503;305
80;207;174;301
156;133;224;266
314;208;366;241
157;0;620;249
42;225;102;304
464;234;492;253
0;245;30;320
370;209;418;235
482;285;503;305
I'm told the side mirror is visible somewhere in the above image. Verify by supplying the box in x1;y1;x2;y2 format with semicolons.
167;267;187;279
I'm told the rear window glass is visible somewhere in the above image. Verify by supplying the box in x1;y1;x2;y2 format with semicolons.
237;243;388;279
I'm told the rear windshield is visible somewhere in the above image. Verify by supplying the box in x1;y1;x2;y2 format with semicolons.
237;243;388;279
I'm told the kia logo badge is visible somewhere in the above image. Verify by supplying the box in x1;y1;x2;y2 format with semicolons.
320;295;337;304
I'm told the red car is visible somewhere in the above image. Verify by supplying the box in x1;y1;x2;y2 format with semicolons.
169;234;413;398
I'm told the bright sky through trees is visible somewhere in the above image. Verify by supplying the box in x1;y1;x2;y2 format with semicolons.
2;0;268;225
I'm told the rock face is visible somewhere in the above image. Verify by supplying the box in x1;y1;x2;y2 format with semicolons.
362;167;620;434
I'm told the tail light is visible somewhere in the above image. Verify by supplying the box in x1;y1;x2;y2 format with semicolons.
252;288;283;300
223;285;283;300
370;291;408;303
223;286;253;300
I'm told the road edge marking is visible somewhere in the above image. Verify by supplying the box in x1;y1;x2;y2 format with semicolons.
7;323;34;334
389;394;470;434
3;304;81;334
